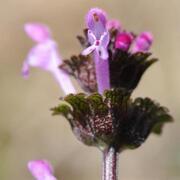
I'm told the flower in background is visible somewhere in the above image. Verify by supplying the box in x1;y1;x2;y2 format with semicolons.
131;32;153;53
82;8;110;60
28;160;57;180
106;19;121;30
22;23;76;95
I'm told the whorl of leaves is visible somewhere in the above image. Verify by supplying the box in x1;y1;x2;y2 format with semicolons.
109;50;158;91
51;89;173;151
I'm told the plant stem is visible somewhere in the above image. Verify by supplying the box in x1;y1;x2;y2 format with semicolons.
102;147;118;180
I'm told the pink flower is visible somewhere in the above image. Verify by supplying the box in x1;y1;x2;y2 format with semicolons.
106;19;121;30
82;8;110;60
28;160;57;180
115;32;134;51
82;8;110;94
131;32;153;53
24;23;52;43
22;23;76;95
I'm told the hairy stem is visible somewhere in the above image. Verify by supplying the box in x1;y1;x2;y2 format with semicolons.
102;147;118;180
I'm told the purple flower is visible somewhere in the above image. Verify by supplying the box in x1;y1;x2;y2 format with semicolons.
115;32;134;51
82;8;110;60
28;160;57;180
131;32;153;53
22;23;76;95
106;19;121;30
82;8;110;94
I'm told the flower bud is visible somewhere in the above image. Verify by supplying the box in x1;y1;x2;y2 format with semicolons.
106;19;121;30
115;32;133;51
131;32;153;53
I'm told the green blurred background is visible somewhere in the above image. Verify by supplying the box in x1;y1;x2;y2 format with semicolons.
0;0;180;179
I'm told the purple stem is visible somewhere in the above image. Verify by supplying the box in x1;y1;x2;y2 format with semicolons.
93;51;110;94
102;147;118;180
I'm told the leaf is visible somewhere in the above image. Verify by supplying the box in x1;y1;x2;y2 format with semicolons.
117;97;173;149
109;50;158;91
60;55;97;93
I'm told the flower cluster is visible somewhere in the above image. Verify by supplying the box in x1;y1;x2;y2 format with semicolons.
61;9;156;93
22;23;75;95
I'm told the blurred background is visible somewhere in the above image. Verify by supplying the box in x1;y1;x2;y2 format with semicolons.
0;0;180;179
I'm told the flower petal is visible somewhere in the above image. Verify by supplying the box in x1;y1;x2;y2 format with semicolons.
22;37;76;94
86;8;107;30
81;45;96;56
24;40;59;72
86;8;107;39
24;23;51;43
100;31;110;48
28;160;57;180
98;46;109;60
53;67;76;94
87;30;96;45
